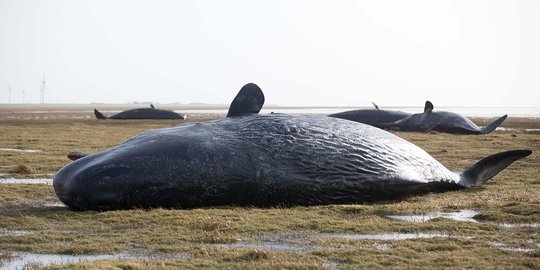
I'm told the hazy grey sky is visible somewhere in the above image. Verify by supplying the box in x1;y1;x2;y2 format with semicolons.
0;0;539;106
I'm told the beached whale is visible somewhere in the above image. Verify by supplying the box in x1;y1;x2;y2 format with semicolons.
379;101;507;134
94;104;186;120
54;84;531;210
328;102;411;128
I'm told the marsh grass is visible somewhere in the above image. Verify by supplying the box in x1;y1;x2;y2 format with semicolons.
0;112;538;269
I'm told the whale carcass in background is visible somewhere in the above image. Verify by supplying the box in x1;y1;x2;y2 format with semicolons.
94;104;186;120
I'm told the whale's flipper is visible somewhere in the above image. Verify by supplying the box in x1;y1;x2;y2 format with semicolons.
480;115;508;134
227;83;265;117
372;102;380;110
424;101;434;113
94;109;107;120
459;150;531;187
423;123;440;133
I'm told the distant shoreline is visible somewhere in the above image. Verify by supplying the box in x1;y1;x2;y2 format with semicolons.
1;104;539;118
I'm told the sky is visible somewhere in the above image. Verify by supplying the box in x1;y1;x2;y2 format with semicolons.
0;0;539;107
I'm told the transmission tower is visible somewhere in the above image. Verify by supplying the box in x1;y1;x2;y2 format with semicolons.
40;73;46;104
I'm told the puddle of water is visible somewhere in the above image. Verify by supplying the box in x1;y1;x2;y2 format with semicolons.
0;252;188;269
0;148;41;153
214;242;309;252
326;232;447;240
496;127;540;132
386;209;478;223
217;231;450;253
499;223;540;228
322;259;340;270
489;242;537;253
0;229;33;236
0;178;53;185
42;202;66;208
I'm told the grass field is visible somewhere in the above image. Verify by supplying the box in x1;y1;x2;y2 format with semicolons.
0;109;538;269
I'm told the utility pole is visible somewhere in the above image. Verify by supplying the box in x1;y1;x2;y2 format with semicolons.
22;89;26;104
40;73;46;104
8;85;11;104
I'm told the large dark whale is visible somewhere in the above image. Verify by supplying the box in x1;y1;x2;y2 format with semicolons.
54;84;530;211
94;104;186;120
328;103;411;129
379;101;507;134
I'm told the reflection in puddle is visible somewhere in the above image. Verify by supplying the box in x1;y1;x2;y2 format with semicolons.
386;209;478;223
0;148;42;153
0;178;52;185
327;233;447;240
499;223;540;228
0;252;188;269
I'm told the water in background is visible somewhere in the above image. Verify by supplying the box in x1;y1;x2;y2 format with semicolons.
179;107;540;117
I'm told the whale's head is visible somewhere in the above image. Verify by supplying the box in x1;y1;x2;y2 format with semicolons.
54;128;202;210
435;112;481;134
54;83;265;210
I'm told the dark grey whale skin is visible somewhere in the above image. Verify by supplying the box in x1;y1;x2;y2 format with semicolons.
54;84;530;211
94;107;186;120
55;114;462;210
328;109;411;128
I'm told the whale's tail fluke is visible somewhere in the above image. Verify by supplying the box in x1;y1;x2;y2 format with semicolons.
459;150;531;187
480;115;508;134
94;109;107;120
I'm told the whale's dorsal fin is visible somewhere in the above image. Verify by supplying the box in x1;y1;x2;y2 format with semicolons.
372;102;380;110
94;109;107;120
150;104;155;109
424;101;434;113
227;83;265;117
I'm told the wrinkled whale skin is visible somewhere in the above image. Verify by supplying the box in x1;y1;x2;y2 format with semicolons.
54;114;462;210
